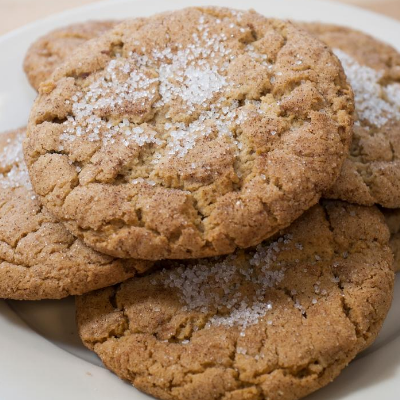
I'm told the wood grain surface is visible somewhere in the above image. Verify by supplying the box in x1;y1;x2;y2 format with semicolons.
0;0;399;35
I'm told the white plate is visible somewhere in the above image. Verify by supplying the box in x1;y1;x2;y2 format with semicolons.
0;0;399;398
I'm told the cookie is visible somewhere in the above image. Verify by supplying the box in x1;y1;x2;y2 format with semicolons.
0;128;150;300
24;21;118;91
76;201;394;400
381;208;400;272
25;7;353;260
300;23;400;208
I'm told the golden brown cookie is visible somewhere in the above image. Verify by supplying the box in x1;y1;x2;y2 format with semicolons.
0;128;150;300
25;7;353;260
24;20;118;91
300;23;400;208
381;208;400;272
76;201;394;400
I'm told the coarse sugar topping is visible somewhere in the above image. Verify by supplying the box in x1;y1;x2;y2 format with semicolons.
60;12;272;160
334;48;400;127
0;131;32;190
155;234;293;330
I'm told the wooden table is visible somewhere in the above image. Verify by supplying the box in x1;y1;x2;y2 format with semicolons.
0;0;399;35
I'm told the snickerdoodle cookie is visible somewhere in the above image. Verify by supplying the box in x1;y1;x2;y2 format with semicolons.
25;7;353;260
76;201;394;400
24;21;118;91
301;23;400;208
0;128;150;300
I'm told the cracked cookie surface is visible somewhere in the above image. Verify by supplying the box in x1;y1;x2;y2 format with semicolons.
0;128;150;300
76;201;394;400
382;208;400;272
300;23;400;208
25;7;353;260
24;21;118;91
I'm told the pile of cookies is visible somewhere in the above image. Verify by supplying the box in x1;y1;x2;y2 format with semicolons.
1;6;399;400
